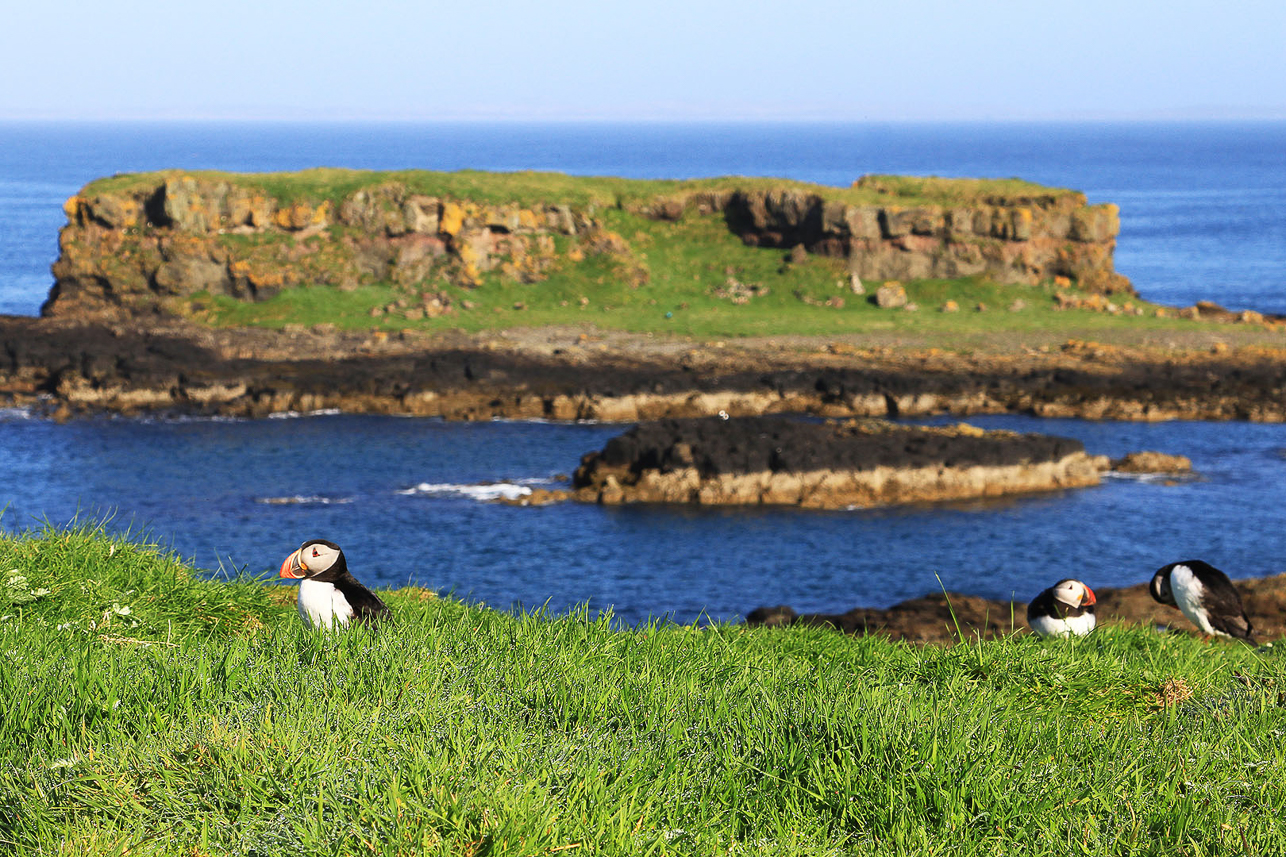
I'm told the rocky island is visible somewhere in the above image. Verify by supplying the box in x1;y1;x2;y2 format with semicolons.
2;168;1285;424
571;416;1101;508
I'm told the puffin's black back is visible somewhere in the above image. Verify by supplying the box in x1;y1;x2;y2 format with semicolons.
333;575;392;627
1189;561;1253;641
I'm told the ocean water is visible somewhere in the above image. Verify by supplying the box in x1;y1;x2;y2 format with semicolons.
1;409;1285;625
2;121;1286;623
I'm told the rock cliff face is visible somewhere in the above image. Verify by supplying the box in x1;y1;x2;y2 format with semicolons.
571;417;1101;509
48;172;592;318
44;170;1129;318
647;176;1129;293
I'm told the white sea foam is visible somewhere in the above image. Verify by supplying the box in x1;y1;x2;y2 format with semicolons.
136;413;248;424
1102;471;1199;484
398;478;550;502
268;408;344;420
256;495;355;505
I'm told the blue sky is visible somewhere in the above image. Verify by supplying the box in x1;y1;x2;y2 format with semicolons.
4;0;1284;121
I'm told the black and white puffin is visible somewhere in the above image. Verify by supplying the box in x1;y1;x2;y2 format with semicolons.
1150;560;1254;642
279;539;391;630
1027;579;1097;637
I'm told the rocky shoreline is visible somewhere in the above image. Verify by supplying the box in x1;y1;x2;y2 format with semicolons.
747;572;1286;645
5;316;1286;423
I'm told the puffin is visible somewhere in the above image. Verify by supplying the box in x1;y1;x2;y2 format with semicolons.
1026;579;1097;637
279;539;391;630
1150;560;1254;642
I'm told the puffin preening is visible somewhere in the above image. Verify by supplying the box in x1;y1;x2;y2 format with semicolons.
1027;579;1097;637
1150;560;1254;642
279;539;391;630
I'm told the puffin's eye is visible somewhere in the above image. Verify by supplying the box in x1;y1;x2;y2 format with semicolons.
312;547;320;557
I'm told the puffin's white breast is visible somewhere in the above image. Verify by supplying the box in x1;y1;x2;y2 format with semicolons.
1168;564;1215;634
297;579;355;630
1030;611;1096;638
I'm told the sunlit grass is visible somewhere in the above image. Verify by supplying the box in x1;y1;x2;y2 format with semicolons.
3;525;1284;854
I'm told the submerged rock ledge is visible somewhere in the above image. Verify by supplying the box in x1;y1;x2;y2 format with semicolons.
571;417;1101;508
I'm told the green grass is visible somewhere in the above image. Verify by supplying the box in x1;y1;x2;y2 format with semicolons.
4;525;1285;855
188;207;1196;344
82;168;1081;211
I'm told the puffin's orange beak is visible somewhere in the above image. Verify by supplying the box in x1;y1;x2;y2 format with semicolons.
280;548;306;579
1083;585;1097;606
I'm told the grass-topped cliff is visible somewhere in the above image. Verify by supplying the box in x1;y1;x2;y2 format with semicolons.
44;168;1184;342
78;169;1076;212
4;525;1286;854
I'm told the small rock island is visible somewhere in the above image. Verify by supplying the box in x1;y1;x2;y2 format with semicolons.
571;416;1101;509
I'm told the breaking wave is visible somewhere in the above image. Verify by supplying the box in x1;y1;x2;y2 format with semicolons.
397;478;551;502
255;495;355;505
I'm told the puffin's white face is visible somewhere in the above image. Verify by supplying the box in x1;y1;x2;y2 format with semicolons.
280;540;342;579
1052;579;1095;608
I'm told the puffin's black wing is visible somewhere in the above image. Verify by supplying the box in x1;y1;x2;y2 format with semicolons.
1027;588;1058;623
336;576;393;627
1202;587;1254;641
1190;562;1254;642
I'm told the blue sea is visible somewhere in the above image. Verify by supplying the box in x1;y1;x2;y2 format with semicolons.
2;121;1286;623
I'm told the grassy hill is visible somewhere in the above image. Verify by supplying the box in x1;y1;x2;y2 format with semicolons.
3;526;1285;854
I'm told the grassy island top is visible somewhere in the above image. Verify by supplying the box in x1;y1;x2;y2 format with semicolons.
4;525;1286;853
82;167;1082;209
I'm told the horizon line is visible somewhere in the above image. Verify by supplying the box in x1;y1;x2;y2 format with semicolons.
3;114;1286;125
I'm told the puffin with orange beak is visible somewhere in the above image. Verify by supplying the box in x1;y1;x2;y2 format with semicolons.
1027;579;1097;637
279;539;391;630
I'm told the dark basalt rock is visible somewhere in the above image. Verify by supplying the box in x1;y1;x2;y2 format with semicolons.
570;416;1101;509
5;317;1286;424
577;416;1084;484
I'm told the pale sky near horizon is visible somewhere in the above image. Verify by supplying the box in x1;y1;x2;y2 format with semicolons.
4;0;1284;122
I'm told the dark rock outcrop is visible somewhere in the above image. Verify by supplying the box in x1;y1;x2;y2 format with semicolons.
571;416;1101;508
